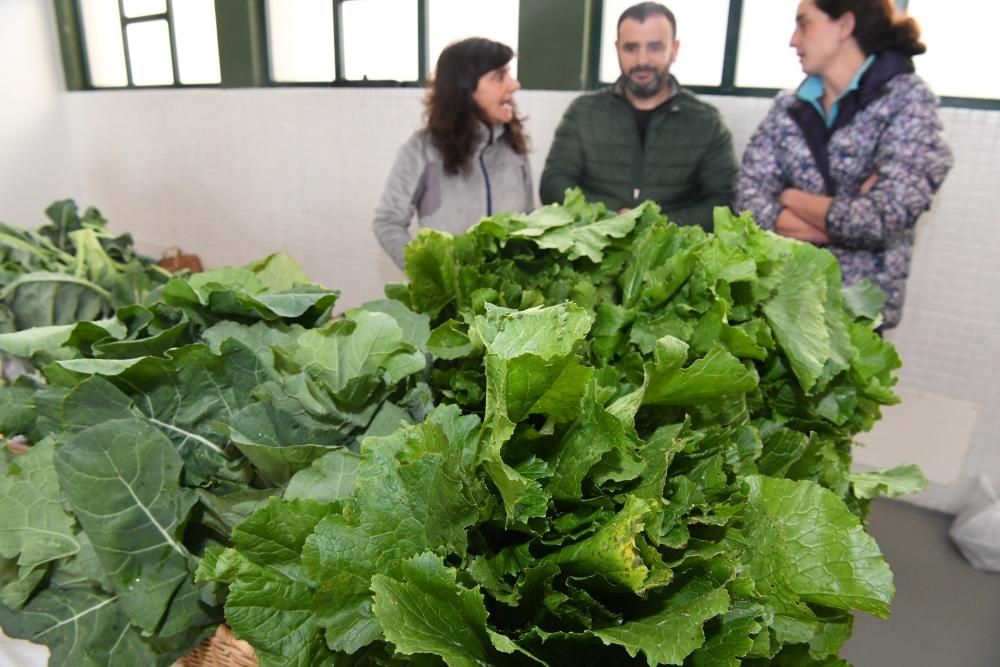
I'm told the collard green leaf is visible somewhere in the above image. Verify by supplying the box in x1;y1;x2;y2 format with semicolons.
0;272;112;329
275;310;425;413
0;437;79;573
352;298;431;354
0;586;204;667
221;402;347;486
54;418;197;632
57;341;267;482
284;449;361;503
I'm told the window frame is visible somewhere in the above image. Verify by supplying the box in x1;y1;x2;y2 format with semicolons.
64;0;221;89
53;0;1000;109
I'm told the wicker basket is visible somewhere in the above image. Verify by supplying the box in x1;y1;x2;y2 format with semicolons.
180;625;257;667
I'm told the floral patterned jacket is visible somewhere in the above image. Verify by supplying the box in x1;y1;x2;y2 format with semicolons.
734;51;953;327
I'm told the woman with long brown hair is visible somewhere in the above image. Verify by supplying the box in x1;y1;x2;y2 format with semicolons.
373;38;532;269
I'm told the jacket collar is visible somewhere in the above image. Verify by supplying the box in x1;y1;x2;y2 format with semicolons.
787;50;915;195
475;121;508;150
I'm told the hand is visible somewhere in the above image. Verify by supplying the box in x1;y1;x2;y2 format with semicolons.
860;173;878;195
776;209;829;244
617;207;632;215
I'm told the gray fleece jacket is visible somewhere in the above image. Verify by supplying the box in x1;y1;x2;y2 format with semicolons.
373;125;534;268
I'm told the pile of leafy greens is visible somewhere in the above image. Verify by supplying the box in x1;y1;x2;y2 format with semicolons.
0;254;432;665
195;193;924;666
0;192;924;666
0;200;168;333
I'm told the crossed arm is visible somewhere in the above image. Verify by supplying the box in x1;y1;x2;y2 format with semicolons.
776;174;877;244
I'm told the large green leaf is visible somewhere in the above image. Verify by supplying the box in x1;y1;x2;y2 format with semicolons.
0;272;112;329
372;552;497;667
475;304;593;524
56;341;268;482
301;420;479;652
593;574;730;665
762;244;849;393
275;310;425;417
641;338;758;406
221;402;349;486
196;498;337;667
404;230;459;318
0;586;206;667
0;438;79;574
524;206;644;263
54;418;197;632
285;449;361;503
738;476;894;617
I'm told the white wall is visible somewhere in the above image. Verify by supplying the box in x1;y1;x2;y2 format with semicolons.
0;0;77;227
6;15;1000;514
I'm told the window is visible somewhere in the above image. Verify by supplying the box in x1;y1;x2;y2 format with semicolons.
77;0;220;88
907;0;1000;100
426;0;520;78
598;0;730;87
266;0;337;82
734;0;802;89
58;0;1000;106
341;0;418;81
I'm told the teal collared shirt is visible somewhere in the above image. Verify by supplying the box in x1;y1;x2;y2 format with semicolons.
797;55;876;127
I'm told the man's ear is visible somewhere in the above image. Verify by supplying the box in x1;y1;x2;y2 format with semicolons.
671;39;681;65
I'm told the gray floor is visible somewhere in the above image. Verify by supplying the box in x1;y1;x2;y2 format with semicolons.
840;498;1000;667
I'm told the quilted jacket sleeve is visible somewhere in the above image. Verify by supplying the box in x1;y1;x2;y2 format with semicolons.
733;100;789;231
825;80;953;251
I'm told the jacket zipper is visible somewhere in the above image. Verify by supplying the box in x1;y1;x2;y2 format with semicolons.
479;145;493;216
631;125;644;207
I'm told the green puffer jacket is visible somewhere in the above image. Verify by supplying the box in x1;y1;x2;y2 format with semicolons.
540;78;738;230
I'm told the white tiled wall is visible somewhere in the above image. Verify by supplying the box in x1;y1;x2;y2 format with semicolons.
0;0;77;227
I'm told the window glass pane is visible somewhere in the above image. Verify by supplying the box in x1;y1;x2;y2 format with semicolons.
908;0;1000;99
122;0;166;19
599;0;729;86
126;19;174;86
735;0;802;88
427;0;519;78
79;0;128;87
266;0;336;82
342;0;418;81
172;0;220;84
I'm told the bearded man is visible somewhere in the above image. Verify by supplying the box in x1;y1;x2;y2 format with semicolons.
540;2;737;230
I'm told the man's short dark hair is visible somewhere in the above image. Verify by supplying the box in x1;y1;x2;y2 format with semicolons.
618;2;677;36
